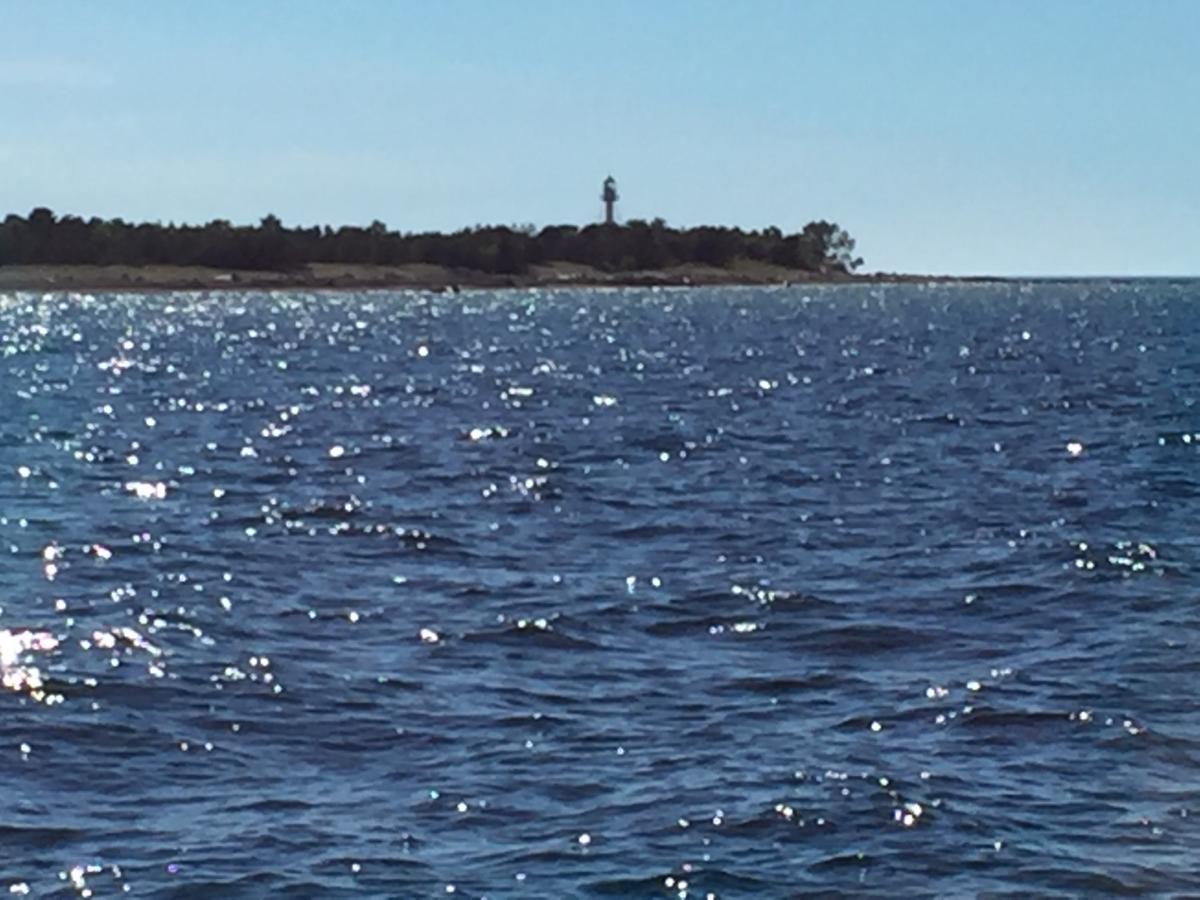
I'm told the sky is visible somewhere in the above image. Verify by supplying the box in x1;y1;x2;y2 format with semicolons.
1;1;1197;275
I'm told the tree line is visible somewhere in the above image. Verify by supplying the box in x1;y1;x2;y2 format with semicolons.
0;208;863;274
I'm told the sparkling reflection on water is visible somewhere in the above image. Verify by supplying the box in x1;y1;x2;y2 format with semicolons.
1;282;1199;897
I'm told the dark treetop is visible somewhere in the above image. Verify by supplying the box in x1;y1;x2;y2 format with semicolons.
0;208;863;275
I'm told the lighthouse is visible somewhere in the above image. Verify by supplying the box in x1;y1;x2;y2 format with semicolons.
601;175;618;225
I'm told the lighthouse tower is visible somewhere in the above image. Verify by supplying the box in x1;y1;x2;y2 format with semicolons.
601;175;618;225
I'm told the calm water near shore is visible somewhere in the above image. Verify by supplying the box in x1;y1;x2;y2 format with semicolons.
1;282;1198;897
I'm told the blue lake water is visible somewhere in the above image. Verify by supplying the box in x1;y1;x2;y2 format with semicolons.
1;281;1198;897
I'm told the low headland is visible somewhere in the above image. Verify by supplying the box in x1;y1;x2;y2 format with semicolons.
0;208;980;292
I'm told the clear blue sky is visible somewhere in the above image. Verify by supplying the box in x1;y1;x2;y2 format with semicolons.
2;1;1196;275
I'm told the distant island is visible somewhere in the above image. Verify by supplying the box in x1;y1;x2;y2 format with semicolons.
0;206;924;293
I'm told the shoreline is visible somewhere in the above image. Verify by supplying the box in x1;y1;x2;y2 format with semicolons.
0;262;1006;294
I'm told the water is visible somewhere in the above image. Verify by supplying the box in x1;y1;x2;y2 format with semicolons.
1;281;1198;897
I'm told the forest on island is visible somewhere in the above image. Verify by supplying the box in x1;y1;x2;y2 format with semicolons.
0;209;863;275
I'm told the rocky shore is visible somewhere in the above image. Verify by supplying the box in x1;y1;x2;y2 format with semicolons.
0;261;993;293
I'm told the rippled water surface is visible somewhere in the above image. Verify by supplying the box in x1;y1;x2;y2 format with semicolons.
2;282;1199;897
